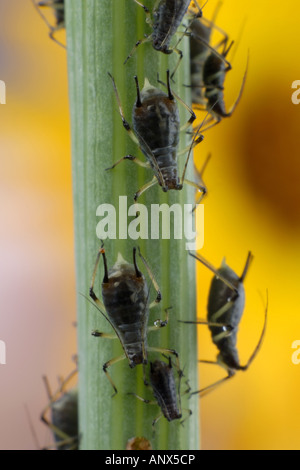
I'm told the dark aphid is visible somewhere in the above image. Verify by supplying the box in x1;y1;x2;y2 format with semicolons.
130;357;189;428
89;245;177;395
189;2;223;106
32;0;65;48
40;367;78;450
125;0;196;74
186;252;267;396
107;71;207;206
189;11;248;130
150;358;182;423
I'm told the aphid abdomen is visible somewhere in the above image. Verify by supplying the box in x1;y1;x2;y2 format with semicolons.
152;0;190;52
207;265;245;370
150;360;181;421
102;268;150;367
154;149;180;189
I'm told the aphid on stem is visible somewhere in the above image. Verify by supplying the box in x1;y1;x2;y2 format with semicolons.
129;356;191;429
188;3;248;131
182;251;268;396
89;243;179;395
40;365;79;450
125;0;200;78
32;0;65;49
107;71;208;209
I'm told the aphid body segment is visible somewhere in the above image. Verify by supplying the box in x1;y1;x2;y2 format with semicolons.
150;358;182;422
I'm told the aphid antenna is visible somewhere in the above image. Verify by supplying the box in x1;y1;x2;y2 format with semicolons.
188;250;239;294
80;292;111;325
240;289;268;371
239;250;254;283
226;50;249;118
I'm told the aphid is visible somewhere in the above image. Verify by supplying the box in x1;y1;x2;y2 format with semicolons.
89;244;178;395
189;6;248;130
184;252;267;396
32;0;65;49
107;71;207;206
125;0;197;76
130;357;189;428
40;367;78;450
189;2;223;106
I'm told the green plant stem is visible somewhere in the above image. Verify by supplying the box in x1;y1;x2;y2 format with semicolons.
66;0;200;450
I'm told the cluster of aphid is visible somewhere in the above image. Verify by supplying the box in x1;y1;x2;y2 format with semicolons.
34;0;267;450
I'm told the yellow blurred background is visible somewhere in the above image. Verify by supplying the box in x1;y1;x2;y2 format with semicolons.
0;0;300;450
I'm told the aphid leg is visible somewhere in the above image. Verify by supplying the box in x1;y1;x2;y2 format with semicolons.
106;155;150;171
179;318;233;333
148;307;171;332
148;346;181;373
32;0;66;49
91;331;117;339
134;176;158;203
179;125;207;208
48;22;65;49
190;366;235;398
102;354;127;397
124;35;152;65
